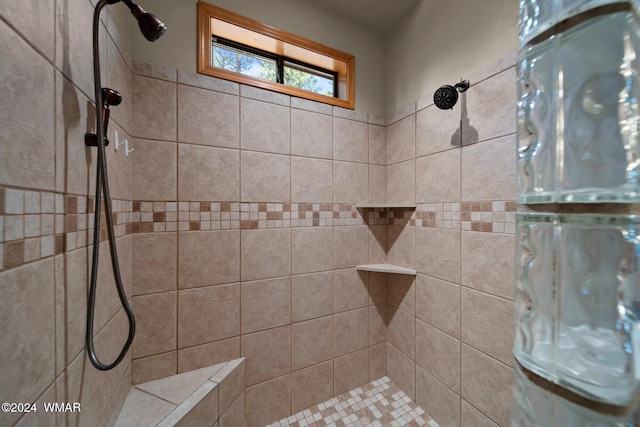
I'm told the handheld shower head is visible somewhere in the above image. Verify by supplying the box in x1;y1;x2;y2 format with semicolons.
434;80;470;110
122;0;167;42
102;88;122;107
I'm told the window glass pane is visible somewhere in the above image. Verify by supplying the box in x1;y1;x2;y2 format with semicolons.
284;63;334;96
212;42;276;81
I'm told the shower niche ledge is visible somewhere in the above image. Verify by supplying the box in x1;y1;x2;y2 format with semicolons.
356;263;417;275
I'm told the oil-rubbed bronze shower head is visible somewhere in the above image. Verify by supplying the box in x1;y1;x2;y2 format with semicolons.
122;0;167;42
434;80;470;110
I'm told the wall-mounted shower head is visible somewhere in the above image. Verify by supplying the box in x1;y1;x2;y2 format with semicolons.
434;80;470;110
122;0;167;42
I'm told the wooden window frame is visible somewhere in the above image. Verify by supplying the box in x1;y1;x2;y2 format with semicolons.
198;1;355;109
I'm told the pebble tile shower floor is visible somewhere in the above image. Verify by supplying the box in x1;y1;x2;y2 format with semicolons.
266;377;439;427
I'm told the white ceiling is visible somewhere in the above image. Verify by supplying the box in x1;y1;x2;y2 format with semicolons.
301;0;422;33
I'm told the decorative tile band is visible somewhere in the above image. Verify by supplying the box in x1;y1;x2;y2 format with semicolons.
412;201;517;233
131;201;364;231
1;184;516;273
1;186;132;272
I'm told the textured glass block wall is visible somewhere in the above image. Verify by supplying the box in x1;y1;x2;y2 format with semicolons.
514;0;640;418
517;3;640;203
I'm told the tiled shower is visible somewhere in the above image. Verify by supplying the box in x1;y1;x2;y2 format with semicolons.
1;1;517;427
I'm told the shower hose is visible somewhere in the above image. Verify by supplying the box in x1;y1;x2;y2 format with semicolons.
86;0;135;371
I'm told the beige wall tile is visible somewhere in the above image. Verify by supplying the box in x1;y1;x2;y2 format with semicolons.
14;383;55;427
369;225;387;265
6;1;54;61
462;232;514;300
416;320;461;393
105;36;132;134
334;268;369;313
334;308;369;356
416;274;461;339
241;85;290;106
241;277;291;334
387;274;416;315
54;0;94;97
461;134;516;201
0;260;55;413
104;123;133;201
219;391;247;427
245;375;290;427
387;159;415;204
291;157;333;203
333;161;368;203
241;98;290;154
292;271;334;322
416;150;461;203
462;400;499;427
178;85;239;149
132;292;177;358
369;304;388;345
369;124;387;165
178;144;239;201
178;69;235;93
291;361;334;414
387;114;416;165
241;151;290;202
57;73;93;195
369;165;387;204
463;68;516;145
241;229;291;281
368;272;388;306
292;97;332;114
416;228;461;283
291;109;332;159
291;226;333;275
388;307;415;360
333;117;368;162
241;326;291;386
133;74;177;141
416;105;462;156
461;344;513;427
333;226;368;269
369;343;387;380
387;225;416;270
63;350;110;427
65;248;89;364
292;316;334;370
387;344;415;400
133;233;177;295
136;61;175;81
1;21;55;190
461;289;514;365
334;349;369;396
212;358;246;414
132;352;177;385
131;139;177;200
177;337;240;373
177;284;239;348
416;367;461;427
179;231;240;288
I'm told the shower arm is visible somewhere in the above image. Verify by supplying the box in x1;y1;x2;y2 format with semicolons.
86;0;136;371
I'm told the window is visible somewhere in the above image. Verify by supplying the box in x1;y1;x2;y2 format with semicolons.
198;1;355;109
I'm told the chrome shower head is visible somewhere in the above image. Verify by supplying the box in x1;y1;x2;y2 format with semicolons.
122;0;167;42
434;80;470;110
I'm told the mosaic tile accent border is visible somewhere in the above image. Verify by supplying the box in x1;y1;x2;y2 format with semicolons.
131;201;364;231
267;376;438;427
1;184;516;272
1;187;132;272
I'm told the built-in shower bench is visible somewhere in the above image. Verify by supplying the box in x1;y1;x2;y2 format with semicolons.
115;358;246;426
